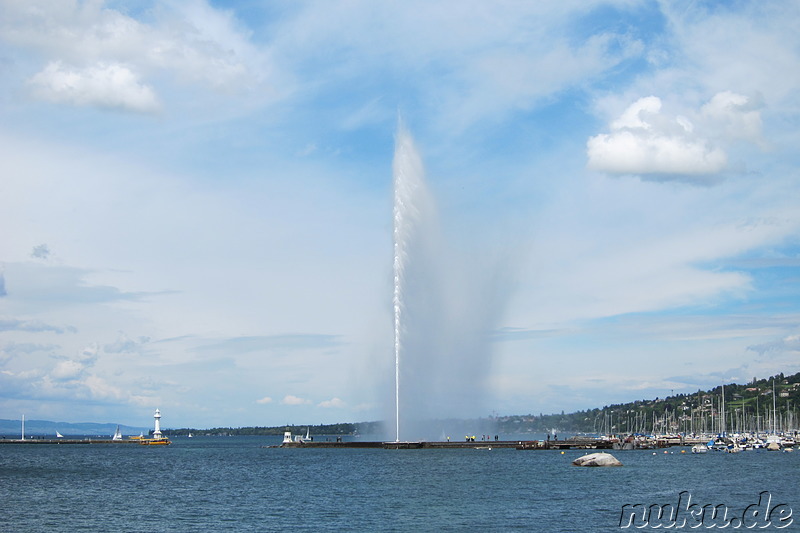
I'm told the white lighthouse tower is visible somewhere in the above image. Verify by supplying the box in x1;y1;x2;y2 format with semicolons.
153;408;163;439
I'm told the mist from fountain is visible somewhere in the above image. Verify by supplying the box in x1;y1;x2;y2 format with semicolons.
391;123;507;441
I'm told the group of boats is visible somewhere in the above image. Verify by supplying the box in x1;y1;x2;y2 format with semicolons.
690;432;796;454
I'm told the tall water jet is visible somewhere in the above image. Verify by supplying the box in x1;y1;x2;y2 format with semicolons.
390;122;507;442
392;123;437;441
392;124;427;441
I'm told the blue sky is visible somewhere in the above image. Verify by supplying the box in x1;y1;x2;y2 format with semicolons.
1;0;799;430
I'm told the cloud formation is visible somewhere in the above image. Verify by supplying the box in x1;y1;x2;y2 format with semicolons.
281;395;311;406
586;95;728;179
318;397;345;409
1;0;266;113
29;61;160;113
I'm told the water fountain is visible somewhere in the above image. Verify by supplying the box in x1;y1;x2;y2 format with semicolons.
391;123;502;442
392;124;433;442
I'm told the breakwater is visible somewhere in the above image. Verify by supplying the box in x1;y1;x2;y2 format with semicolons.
278;438;615;450
0;438;140;445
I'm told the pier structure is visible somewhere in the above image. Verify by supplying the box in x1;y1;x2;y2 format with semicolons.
279;437;615;450
0;438;139;445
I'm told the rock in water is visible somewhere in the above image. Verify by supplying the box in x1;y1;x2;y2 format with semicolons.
572;452;623;467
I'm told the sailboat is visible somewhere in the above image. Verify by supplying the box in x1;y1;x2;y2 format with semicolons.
112;425;123;441
765;378;781;451
56;431;64;438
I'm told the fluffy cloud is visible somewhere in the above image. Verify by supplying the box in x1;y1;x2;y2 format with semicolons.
1;0;266;112
317;397;345;408
281;394;311;406
256;396;273;404
587;90;767;181
29;61;160;113
587;96;727;178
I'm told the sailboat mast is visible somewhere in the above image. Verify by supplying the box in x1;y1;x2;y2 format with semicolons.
721;384;725;436
772;377;777;434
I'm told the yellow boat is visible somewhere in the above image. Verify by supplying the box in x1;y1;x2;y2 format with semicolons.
139;438;171;445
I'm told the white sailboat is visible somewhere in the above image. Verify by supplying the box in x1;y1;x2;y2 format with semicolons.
56;431;64;438
112;425;123;441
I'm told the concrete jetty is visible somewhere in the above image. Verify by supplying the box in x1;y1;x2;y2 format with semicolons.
0;438;140;445
279;438;614;450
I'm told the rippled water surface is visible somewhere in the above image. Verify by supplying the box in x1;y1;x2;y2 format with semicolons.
1;436;798;532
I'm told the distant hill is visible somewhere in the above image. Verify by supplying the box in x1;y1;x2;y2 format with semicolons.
492;371;800;436
0;419;149;438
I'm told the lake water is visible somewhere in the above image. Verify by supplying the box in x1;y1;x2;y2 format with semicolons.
1;436;798;532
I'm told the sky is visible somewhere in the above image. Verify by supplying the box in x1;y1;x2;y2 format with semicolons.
1;0;799;431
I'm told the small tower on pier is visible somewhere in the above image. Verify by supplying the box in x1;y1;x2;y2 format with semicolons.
153;408;163;439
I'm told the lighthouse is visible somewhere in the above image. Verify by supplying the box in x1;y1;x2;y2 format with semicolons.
153;408;162;439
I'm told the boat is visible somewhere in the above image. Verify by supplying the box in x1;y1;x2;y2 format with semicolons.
188;432;193;438
726;443;741;453
112;425;123;441
691;444;708;454
708;437;729;451
55;431;64;438
139;437;171;446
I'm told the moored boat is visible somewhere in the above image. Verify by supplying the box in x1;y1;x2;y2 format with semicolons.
691;443;708;454
139;438;171;446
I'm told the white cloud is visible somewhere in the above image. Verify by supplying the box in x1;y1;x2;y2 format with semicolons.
587;95;728;178
51;359;85;381
29;61;161;113
256;396;273;405
317;397;345;409
701;91;764;145
1;0;270;113
281;394;311;406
